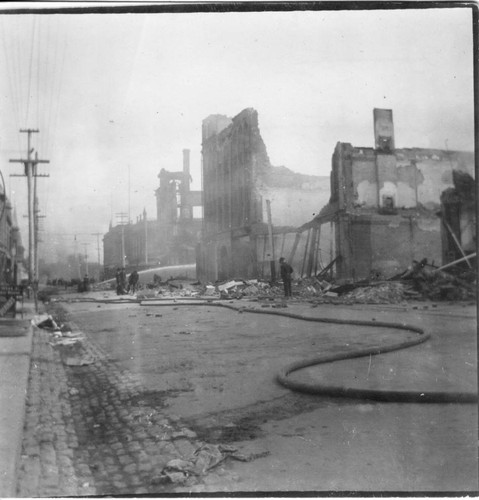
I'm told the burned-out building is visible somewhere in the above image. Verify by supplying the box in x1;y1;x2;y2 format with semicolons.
103;150;203;278
440;169;476;267
197;108;331;282
103;210;161;278
155;149;203;266
306;108;475;282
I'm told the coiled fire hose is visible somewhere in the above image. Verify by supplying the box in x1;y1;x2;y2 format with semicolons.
53;297;477;403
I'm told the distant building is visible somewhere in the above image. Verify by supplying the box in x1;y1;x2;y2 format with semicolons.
197;108;330;282
103;150;203;279
306;108;475;281
155;149;203;266
103;211;161;278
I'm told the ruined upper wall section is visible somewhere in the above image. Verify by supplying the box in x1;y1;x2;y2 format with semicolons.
201;107;329;232
202;114;233;141
330;140;474;212
202;108;271;233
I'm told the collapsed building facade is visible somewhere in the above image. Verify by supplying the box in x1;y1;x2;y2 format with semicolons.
197;108;331;282
103;149;203;278
155;149;203;266
304;108;475;282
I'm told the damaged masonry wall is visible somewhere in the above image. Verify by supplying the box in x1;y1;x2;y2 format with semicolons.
103;150;203;278
198;108;330;282
155;149;203;266
327;108;475;281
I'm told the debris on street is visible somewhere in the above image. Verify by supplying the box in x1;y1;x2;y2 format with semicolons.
342;282;407;304
53;253;476;307
34;311;97;366
32;314;61;330
392;258;476;301
157;443;271;484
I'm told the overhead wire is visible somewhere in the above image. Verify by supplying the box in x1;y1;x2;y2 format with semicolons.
43;19;68;231
24;15;37;127
0;17;22;153
35;15;41;134
13;16;25;132
44;17;58;157
48;22;67;159
0;16;24;209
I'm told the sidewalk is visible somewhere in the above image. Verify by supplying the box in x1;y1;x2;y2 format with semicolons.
0;300;36;498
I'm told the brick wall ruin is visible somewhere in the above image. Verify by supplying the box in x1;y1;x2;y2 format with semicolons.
198;108;330;282
325;108;475;281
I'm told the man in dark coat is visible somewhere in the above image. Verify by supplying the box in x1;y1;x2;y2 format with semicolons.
120;268;127;294
128;270;139;294
115;268;122;295
279;257;293;298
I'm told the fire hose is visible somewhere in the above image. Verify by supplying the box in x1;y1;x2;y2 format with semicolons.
52;297;477;404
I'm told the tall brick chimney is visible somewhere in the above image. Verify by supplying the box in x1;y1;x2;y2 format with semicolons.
373;108;395;153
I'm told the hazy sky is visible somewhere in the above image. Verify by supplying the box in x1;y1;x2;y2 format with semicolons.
0;4;474;263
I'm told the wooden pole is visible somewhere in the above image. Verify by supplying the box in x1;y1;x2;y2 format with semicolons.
288;232;301;265
300;228;311;277
442;219;472;268
266;200;276;281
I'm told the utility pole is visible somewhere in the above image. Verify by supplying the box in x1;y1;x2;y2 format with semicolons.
91;232;102;279
128;165;131;224
82;243;89;276
73;236;81;280
34;196;46;282
266;200;276;281
143;208;148;265
9;129;49;287
116;213;128;268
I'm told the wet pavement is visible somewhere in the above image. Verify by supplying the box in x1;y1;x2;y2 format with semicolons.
15;292;478;494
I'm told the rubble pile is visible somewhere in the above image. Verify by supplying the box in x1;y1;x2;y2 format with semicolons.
342;282;407;304
399;265;476;301
93;256;475;304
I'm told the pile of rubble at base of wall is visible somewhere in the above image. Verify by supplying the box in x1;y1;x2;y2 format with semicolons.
93;258;475;305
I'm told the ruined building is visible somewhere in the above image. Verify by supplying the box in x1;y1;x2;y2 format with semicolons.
103;210;161;279
155;149;203;266
307;108;475;282
103;149;203;278
197;108;330;282
440;169;476;267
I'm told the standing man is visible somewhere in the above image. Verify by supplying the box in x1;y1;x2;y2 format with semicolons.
120;268;127;294
279;257;293;298
127;269;139;294
115;268;122;295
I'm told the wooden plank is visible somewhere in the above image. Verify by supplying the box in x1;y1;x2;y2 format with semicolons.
442;219;472;268
300;229;311;277
314;224;322;276
288;232;302;264
306;227;318;277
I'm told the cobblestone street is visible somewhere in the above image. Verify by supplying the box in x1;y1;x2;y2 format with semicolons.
16;318;241;496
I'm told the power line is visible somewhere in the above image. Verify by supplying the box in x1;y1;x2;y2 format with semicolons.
25;16;37;126
9;129;49;289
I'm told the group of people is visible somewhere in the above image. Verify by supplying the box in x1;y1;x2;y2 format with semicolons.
114;257;292;298
115;268;139;295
